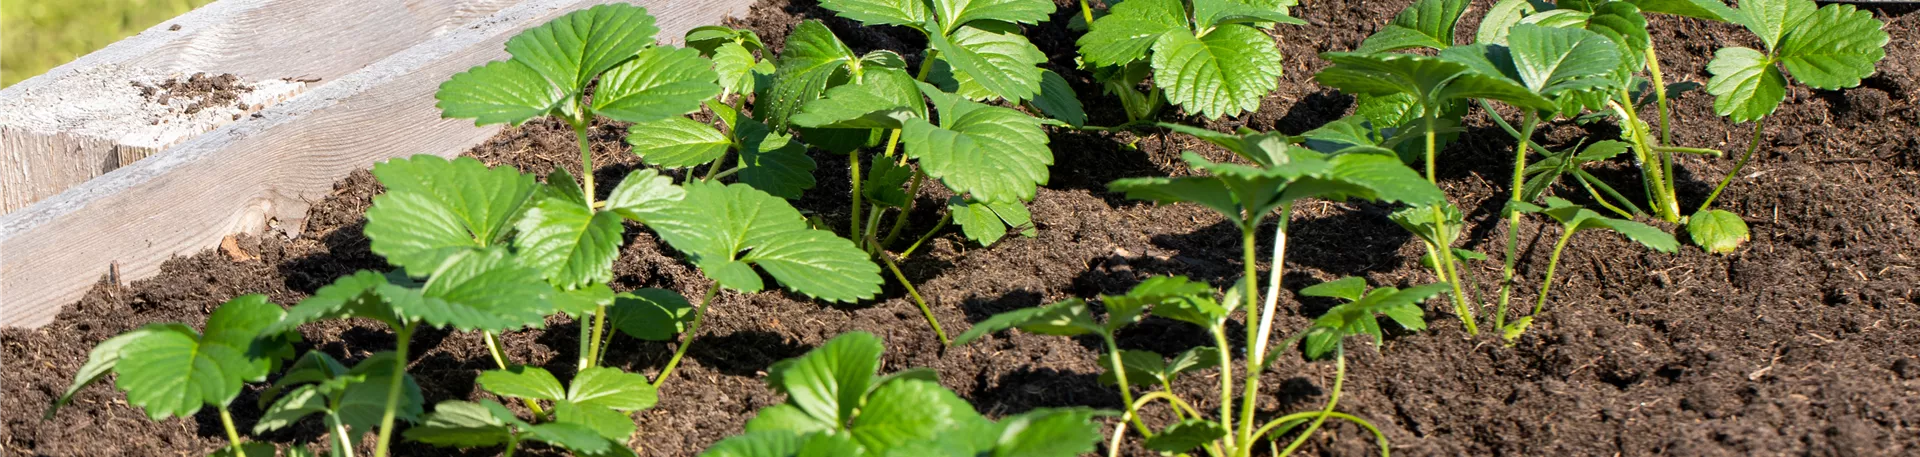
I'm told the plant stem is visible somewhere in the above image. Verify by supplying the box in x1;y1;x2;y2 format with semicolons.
880;169;926;248
577;314;592;371
899;212;951;258
1101;334;1153;438
484;332;549;420
1079;0;1095;24
1250;206;1290;369
1613;95;1679;221
503;434;520;457
588;304;608;368
850;150;865;245
372;323;416;457
1235;219;1266;448
1423;113;1476;335
574;121;596;202
1696;118;1769;214
1211;326;1237;451
329;416;358;457
1530;226;1578;317
1254;411;1389;457
880;251;950;345
218;406;246;457
1495;112;1538;331
1277;346;1346;457
653;286;720;389
1646;41;1674;146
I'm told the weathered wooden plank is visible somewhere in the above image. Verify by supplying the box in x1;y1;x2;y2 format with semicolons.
0;0;754;327
0;0;526;212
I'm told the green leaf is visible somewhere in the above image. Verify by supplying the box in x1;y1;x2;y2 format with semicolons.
991;408;1106;457
1166;346;1221;379
862;158;915;208
514;195;625;289
47;327;169;419
949;198;1034;245
404;400;512;447
479;366;565;402
608;289;696;341
507;3;659;97
1629;0;1736;21
1776;3;1888;90
1476;0;1535;45
1096;349;1168;387
929;24;1046;102
762;21;857;130
628;117;731;168
736;118;819;199
850;379;962;452
702;431;807;457
1150;25;1283;119
380;247;554;332
903;85;1051;204
1076;0;1184;67
604;168;687;222
366;156;539;276
1108;176;1239;220
932;0;1054;29
1192;0;1307;28
337;371;423;435
555;400;637;442
436;59;566;126
1356;0;1468;53
525;422;616;454
687;26;764;55
570;366;658;411
1318;52;1553;112
1503;24;1620;94
632;181;881;301
1299;276;1367;302
1688;209;1750;254
1031;70;1086;127
745;404;836;435
793;67;926;130
1705;47;1784;123
1306;283;1446;358
713;43;771;97
768;332;884;425
952;299;1103;345
593;45;722;123
112;324;254;420
1540;198;1678;253
266;271;396;335
254;385;328;433
821;0;931;26
1731;0;1814;51
1143;420;1228;453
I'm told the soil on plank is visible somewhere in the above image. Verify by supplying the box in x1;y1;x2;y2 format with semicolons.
6;0;1920;456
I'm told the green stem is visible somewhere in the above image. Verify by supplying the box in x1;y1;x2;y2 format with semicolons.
864;204;886;252
1079;0;1095;24
880;251;950;345
218;406;246;457
503;434;520;457
1424;113;1476;335
1496;112;1539;331
1531;226;1578;317
1211;326;1237;451
577;313;592;371
329;416;358;457
588;304;608;368
1574;171;1638;219
653;286;720;389
372;323;415;457
1101;334;1153;438
1696;118;1769;214
1614;94;1679;221
1255;411;1389;457
1647;41;1674;147
1235;220;1265;448
850;150;864;244
706;164;745;181
899;212;951;258
574;121;596;202
484;332;549;420
1278;346;1346;457
880;169;926;248
1250;206;1291;369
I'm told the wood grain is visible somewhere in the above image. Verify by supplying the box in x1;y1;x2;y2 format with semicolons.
0;0;754;327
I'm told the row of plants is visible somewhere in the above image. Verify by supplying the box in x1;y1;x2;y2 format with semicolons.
42;0;1887;455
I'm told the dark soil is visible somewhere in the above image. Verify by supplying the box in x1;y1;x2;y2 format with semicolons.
7;0;1920;456
135;72;250;115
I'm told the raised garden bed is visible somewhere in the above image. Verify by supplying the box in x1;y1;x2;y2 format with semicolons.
4;0;1917;456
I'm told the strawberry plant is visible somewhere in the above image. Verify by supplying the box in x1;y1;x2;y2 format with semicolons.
1075;0;1305;120
700;332;1106;456
1495;197;1677;338
1692;0;1888;252
957;274;1445;456
948;126;1442;455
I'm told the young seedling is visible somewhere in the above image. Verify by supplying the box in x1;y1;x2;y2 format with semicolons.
47;295;298;457
405;400;626;456
957;274;1442;456
699;332;1106;456
402;366;654;456
1314;48;1555;334
254;352;424;457
1497;197;1677;339
1075;0;1304;120
1694;0;1887;252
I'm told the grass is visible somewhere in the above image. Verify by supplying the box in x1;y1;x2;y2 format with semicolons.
2;0;215;87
